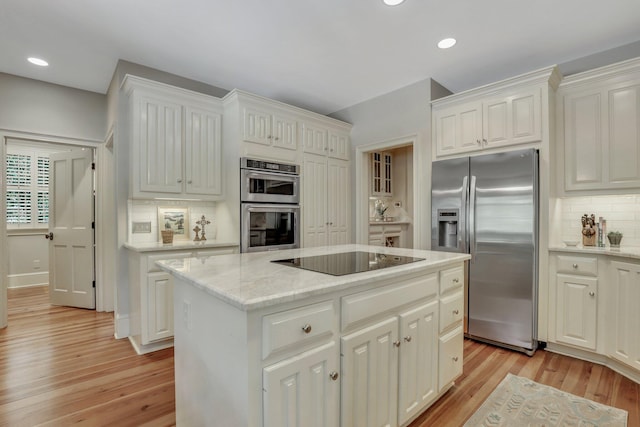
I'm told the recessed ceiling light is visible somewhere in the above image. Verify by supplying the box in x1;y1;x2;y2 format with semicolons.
383;0;405;6
437;38;457;49
27;57;49;67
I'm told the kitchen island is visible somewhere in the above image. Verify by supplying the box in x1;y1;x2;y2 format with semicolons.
157;244;470;427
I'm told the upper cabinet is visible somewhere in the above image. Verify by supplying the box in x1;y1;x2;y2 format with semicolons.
558;58;640;193
122;75;224;200
243;105;298;150
371;151;392;196
302;120;350;160
432;67;559;159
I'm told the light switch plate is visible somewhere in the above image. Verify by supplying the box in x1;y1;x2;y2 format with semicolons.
132;221;152;233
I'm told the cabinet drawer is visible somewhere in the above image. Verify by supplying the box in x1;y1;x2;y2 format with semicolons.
262;301;335;359
556;255;597;276
147;252;193;273
440;291;463;332
439;325;463;391
440;266;464;294
342;273;438;331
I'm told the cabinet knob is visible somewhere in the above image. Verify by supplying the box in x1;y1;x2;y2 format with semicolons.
187;180;192;184
301;324;312;334
404;336;412;343
177;178;183;183
452;356;459;362
476;139;481;144
453;278;459;283
453;309;459;315
267;135;272;139
573;263;578;269
393;340;401;347
482;138;487;144
589;291;595;297
329;371;339;381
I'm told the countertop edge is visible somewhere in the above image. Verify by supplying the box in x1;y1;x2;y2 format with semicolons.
549;245;640;260
124;240;239;252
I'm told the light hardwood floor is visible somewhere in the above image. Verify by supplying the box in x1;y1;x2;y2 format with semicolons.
1;286;638;426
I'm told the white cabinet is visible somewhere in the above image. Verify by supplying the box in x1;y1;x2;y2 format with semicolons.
559;59;640;192
302;154;350;247
302;121;350;161
555;270;598;351
369;223;408;248
433;101;483;156
437;266;464;391
263;341;339;427
123;75;224;200
609;262;640;371
127;245;237;354
371;151;392;196
243;105;298;150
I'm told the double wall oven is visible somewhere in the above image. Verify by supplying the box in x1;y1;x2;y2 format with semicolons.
240;158;300;253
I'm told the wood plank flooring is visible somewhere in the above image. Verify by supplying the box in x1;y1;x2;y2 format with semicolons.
1;286;638;426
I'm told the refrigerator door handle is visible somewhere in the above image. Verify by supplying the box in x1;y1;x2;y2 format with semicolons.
469;175;477;261
460;175;468;252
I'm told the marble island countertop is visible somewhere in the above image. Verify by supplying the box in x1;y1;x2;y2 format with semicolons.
124;239;239;253
157;244;470;311
549;244;640;260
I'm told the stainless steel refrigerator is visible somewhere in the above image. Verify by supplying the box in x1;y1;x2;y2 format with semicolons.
431;148;538;355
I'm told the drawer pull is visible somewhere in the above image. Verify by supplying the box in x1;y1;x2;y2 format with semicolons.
573;263;578;269
453;278;460;283
329;371;339;381
452;356;459;362
393;340;401;347
453;309;459;315
301;324;312;334
404;336;412;343
589;291;595;297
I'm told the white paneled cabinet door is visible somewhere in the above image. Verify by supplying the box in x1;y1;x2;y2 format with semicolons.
272;113;298;150
328;130;350;160
609;262;640;370
341;317;399;427
303;154;328;248
458;103;483;152
438;325;463;391
243;106;272;145
145;272;174;344
184;106;222;196
483;89;541;149
398;301;439;426
327;159;350;246
555;274;598;350
434;102;482;156
608;84;640;187
263;342;339;427
302;122;328;156
138;95;183;194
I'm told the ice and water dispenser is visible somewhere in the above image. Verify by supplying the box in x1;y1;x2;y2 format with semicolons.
437;209;459;249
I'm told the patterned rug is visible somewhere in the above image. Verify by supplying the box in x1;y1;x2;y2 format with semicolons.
464;373;628;426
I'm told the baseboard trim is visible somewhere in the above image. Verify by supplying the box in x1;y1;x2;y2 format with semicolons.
8;272;48;288
129;335;173;355
114;313;130;339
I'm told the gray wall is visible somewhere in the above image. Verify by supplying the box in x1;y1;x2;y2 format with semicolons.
0;73;106;141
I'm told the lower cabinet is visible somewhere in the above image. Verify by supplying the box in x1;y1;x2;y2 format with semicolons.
438;326;464;391
263;341;340;427
146;272;174;343
609;262;640;371
555;274;598;350
341;300;439;427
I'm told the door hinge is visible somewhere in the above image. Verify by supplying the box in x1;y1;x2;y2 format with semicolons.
92;221;95;229
92;162;96;170
92;280;96;288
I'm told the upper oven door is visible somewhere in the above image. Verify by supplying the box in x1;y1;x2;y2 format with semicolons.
241;170;300;204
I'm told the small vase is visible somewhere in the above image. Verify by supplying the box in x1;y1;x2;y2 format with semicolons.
607;233;622;248
161;230;174;244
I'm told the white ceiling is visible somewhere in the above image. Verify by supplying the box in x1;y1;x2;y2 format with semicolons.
2;0;640;114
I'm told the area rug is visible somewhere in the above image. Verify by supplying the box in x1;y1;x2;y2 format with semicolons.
464;373;628;426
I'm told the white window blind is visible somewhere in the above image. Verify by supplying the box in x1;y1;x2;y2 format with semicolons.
6;152;50;228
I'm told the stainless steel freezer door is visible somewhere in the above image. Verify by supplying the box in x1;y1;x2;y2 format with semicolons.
431;157;469;253
467;148;538;351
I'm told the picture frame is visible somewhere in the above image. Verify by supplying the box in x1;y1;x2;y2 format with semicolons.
158;207;189;241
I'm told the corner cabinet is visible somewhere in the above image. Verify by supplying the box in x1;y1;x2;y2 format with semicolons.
122;75;224;200
609;261;640;371
558;58;640;193
432;67;559;159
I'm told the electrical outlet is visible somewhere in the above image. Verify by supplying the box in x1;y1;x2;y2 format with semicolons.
132;221;152;233
394;201;402;208
33;259;41;270
183;300;192;330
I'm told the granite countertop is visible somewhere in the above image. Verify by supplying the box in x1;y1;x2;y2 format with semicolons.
156;244;470;311
369;219;412;225
124;239;239;253
549;245;640;261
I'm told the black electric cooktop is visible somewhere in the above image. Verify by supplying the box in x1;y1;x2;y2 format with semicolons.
271;251;425;276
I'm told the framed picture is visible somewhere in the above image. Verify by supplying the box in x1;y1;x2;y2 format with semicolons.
158;207;189;241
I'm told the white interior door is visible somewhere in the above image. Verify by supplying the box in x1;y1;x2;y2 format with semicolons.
48;148;95;309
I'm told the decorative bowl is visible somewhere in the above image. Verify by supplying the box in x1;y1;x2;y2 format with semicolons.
563;240;579;247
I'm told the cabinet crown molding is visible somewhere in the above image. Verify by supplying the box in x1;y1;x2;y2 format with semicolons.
432;65;561;108
559;56;640;89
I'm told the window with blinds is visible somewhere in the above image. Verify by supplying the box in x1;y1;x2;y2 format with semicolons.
6;152;50;228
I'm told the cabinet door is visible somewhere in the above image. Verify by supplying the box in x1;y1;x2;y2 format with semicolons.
341;317;399;427
184;106;222;195
243;106;272;145
609;262;640;370
555;274;598;350
484;89;541;149
302;154;328;247
272;113;298;150
434;102;483;157
328;130;350;160
302;122;328;156
398;301;439;426
144;272;174;344
607;84;640;188
327;159;350;246
263;341;339;427
438;325;463;391
137;95;183;194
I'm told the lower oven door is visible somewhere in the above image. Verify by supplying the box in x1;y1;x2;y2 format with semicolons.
241;204;300;253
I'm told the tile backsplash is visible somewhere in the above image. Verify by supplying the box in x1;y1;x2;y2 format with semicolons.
128;199;217;244
560;195;640;247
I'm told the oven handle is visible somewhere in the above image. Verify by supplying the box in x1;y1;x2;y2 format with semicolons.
244;170;299;182
245;204;300;213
